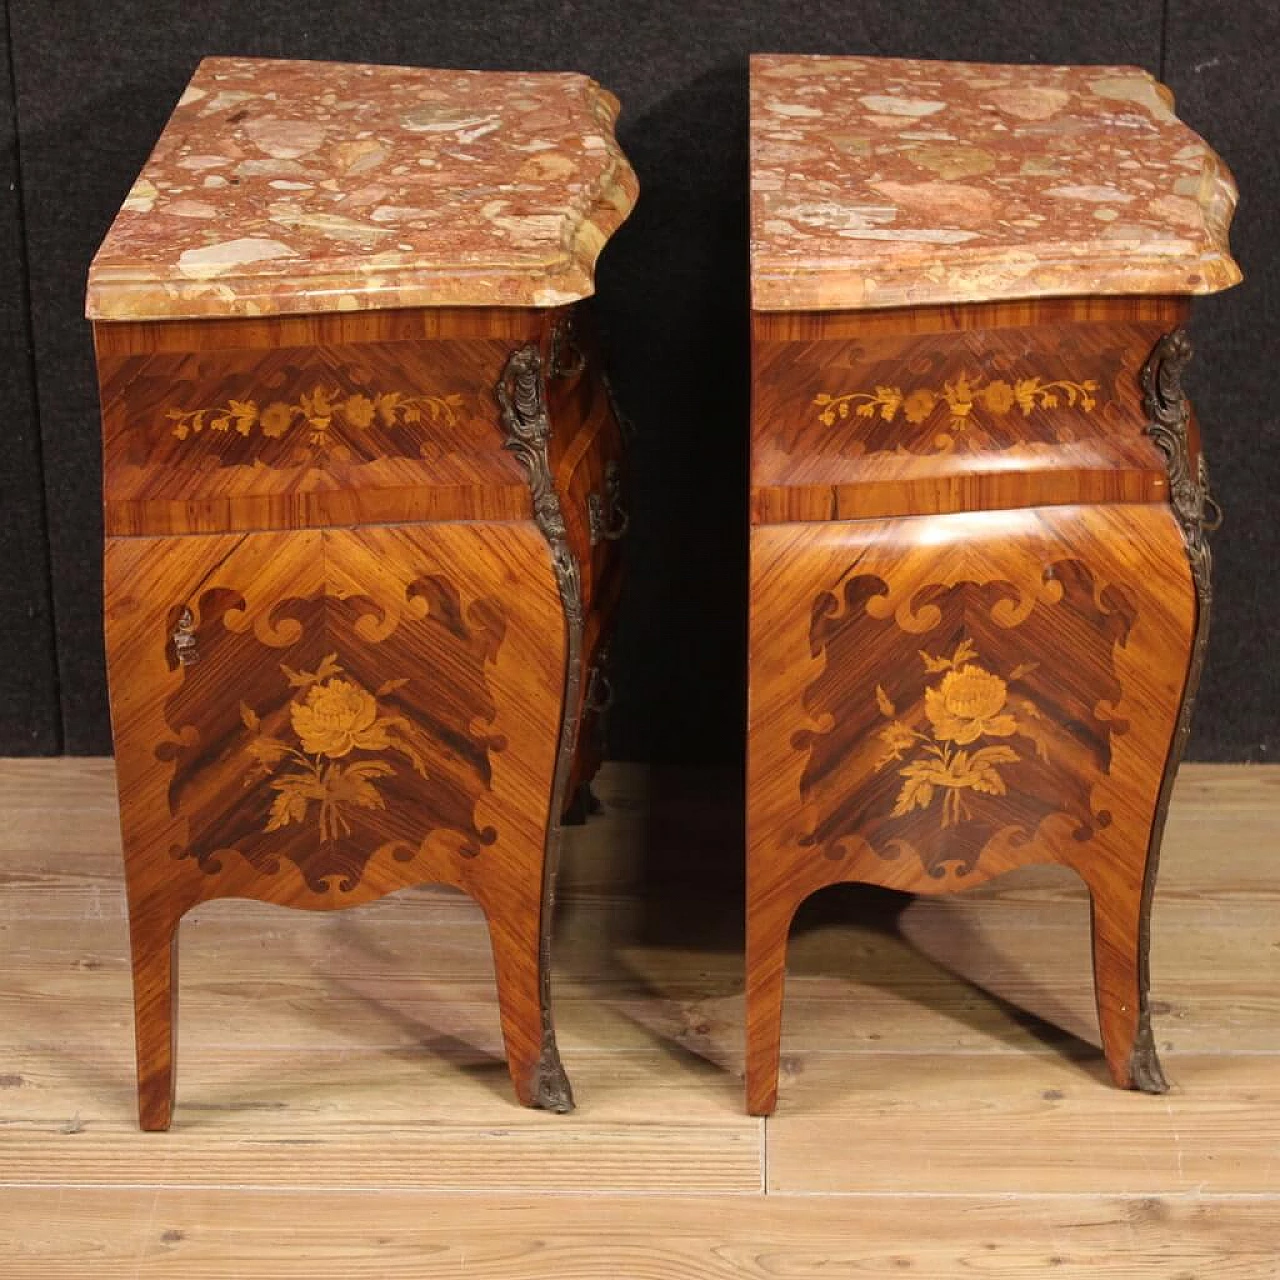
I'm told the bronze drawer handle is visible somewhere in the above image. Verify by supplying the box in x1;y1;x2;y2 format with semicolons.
603;460;629;540
549;319;585;381
588;461;629;547
1202;491;1224;534
583;657;614;714
171;606;199;666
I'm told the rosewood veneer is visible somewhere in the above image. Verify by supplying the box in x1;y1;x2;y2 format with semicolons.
87;56;637;1129
745;54;1241;1114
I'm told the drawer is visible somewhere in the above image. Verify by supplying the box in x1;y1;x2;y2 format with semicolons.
104;521;564;905
98;318;540;535
748;504;1195;892
751;298;1183;523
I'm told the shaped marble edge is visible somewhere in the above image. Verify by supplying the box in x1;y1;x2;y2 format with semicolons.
86;58;639;321
748;54;1241;313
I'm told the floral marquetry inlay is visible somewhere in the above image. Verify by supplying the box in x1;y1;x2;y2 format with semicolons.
157;574;508;893
814;373;1100;452
793;561;1138;880
241;654;433;843
166;386;463;447
875;638;1050;829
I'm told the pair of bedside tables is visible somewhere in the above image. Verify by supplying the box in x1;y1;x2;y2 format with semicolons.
87;54;1240;1128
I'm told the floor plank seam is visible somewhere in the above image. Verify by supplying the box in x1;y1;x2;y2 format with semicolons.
0;1181;772;1198
721;1048;1280;1058
2;1182;1279;1202
712;1189;1280;1202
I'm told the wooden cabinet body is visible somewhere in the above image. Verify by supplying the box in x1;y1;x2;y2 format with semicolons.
88;58;636;1128
745;56;1240;1114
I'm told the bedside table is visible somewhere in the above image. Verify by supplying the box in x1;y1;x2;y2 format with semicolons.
87;56;636;1129
745;54;1240;1114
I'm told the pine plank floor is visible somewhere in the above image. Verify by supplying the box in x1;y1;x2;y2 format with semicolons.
0;759;1278;1276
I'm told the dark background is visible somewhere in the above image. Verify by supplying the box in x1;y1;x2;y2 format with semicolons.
0;0;1275;763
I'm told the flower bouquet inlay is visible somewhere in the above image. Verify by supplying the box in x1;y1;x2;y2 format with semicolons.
814;371;1101;453
166;385;463;447
157;574;508;893
874;638;1051;829
241;654;432;843
793;561;1137;879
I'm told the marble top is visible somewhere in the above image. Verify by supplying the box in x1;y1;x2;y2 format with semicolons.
87;58;638;321
750;55;1240;312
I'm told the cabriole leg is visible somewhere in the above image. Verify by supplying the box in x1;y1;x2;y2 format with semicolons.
745;888;795;1116
127;902;182;1131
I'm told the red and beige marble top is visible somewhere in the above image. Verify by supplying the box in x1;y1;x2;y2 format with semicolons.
750;54;1240;312
87;57;638;321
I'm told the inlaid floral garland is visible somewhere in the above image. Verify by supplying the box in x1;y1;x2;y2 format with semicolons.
241;653;430;842
874;638;1051;828
814;373;1099;433
166;387;464;444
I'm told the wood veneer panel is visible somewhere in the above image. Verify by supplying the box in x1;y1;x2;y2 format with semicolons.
751;298;1188;522
751;295;1186;342
99;331;537;533
748;506;1194;894
746;504;1198;1110
105;522;563;912
104;520;567;1126
553;359;626;614
92;307;547;357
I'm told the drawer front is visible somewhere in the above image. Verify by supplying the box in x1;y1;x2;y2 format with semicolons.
100;335;533;534
751;300;1184;522
748;505;1195;896
104;522;563;910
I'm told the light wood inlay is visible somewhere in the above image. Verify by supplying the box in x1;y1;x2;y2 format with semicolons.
750;297;1188;523
746;54;1240;1119
89;59;636;1129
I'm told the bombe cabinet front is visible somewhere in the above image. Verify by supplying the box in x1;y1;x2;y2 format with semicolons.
89;57;637;1129
745;55;1240;1115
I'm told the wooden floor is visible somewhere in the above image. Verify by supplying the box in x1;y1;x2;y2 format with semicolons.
0;760;1278;1276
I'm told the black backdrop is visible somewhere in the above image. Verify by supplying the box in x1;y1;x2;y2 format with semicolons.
1;0;1275;762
